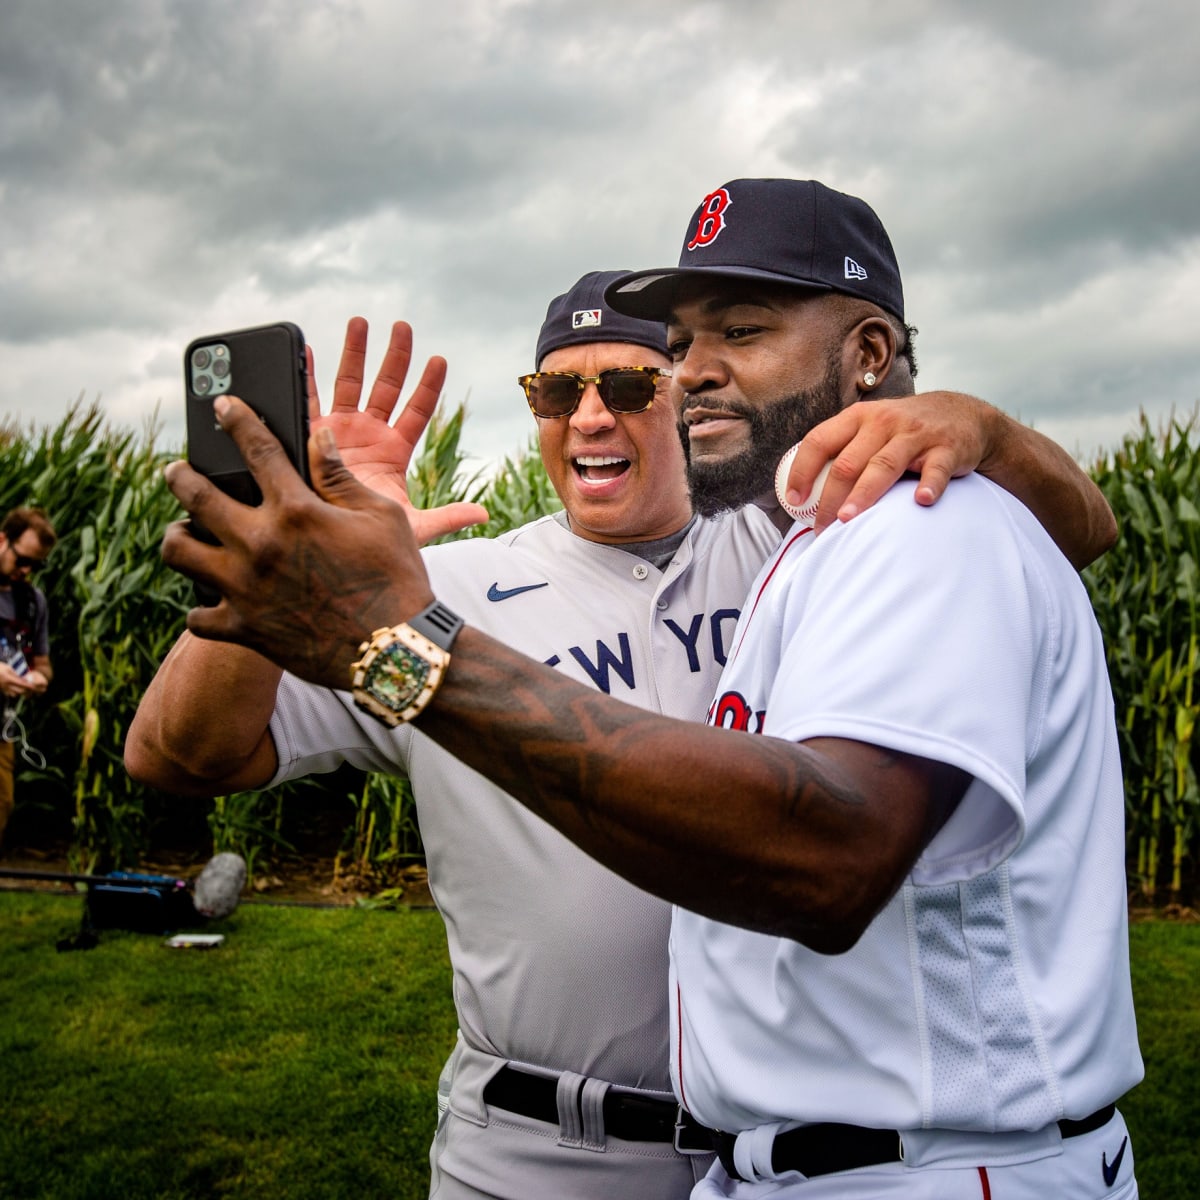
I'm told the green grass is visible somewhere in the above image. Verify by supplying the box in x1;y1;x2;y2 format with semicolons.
0;894;457;1199
1123;921;1200;1193
0;897;1195;1199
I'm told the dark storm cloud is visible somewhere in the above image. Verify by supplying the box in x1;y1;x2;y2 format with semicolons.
1;0;703;350
1;0;1197;462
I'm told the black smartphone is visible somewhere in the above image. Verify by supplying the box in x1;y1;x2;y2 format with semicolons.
184;321;310;602
185;320;310;502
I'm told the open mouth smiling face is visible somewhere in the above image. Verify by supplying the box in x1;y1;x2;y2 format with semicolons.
535;342;692;546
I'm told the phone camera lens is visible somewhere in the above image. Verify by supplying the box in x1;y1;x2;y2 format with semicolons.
194;375;212;394
211;358;230;379
193;348;212;370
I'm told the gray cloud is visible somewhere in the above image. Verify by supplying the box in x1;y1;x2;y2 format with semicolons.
2;0;1198;468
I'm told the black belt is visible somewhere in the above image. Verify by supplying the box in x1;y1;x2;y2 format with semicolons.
708;1103;1117;1182
482;1065;711;1150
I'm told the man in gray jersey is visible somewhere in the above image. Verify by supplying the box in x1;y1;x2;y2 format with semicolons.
128;270;1114;1199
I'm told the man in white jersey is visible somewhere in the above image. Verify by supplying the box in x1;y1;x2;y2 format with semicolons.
598;181;1142;1198
131;243;1122;1199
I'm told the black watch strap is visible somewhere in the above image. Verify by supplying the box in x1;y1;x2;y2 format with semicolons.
408;599;463;652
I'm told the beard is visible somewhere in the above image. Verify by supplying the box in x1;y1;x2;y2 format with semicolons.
680;360;846;519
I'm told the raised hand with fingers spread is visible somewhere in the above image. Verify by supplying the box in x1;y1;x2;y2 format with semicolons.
309;316;488;544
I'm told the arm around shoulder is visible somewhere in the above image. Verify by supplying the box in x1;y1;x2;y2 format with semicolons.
976;403;1117;570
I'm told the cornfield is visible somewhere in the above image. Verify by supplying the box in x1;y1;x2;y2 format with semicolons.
2;398;1197;904
0;403;192;872
0;400;555;882
1084;408;1200;903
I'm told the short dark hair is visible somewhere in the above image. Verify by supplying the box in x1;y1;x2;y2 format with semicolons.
3;507;57;551
827;296;918;389
899;323;919;379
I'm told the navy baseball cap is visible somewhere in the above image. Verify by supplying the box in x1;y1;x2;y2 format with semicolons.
535;270;670;368
605;179;904;323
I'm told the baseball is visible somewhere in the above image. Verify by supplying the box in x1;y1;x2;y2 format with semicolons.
775;442;833;524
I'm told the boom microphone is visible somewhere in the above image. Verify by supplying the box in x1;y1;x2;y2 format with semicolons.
192;852;248;919
0;851;249;925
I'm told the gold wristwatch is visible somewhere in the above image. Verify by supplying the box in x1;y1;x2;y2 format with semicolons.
350;600;464;726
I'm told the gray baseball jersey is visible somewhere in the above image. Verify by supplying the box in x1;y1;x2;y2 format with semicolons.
268;507;779;1198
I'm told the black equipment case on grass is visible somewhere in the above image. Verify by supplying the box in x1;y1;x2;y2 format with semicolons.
0;867;199;938
86;871;198;933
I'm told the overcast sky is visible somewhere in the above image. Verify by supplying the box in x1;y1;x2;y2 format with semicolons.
3;0;1198;477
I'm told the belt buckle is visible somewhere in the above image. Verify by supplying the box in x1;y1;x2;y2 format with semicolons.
674;1105;714;1155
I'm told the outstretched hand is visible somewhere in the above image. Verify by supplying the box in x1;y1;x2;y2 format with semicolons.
309;317;488;544
162;395;434;690
780;391;997;533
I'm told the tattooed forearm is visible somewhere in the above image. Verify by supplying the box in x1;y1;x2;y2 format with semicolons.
423;631;658;820
413;626;964;948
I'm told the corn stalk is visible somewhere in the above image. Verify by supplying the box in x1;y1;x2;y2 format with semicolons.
0;398;563;879
1085;406;1200;903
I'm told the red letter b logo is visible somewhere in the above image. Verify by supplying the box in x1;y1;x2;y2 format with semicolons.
687;188;732;251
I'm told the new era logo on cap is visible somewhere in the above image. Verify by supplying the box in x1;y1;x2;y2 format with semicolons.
572;309;602;330
845;257;868;281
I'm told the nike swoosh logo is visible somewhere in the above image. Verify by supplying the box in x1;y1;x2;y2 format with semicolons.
1102;1135;1128;1187
487;581;550;602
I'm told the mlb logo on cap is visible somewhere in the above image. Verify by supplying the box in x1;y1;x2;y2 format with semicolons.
534;271;669;368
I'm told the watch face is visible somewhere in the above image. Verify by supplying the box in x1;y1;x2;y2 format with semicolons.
366;642;430;709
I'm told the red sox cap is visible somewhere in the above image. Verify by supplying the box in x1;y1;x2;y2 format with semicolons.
535;270;670;369
604;178;905;324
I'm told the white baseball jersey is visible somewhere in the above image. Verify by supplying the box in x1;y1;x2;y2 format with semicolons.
673;475;1143;1162
269;508;778;1089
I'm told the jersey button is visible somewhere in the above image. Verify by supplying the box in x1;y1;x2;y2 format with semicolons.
656;599;668;610
632;563;650;580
